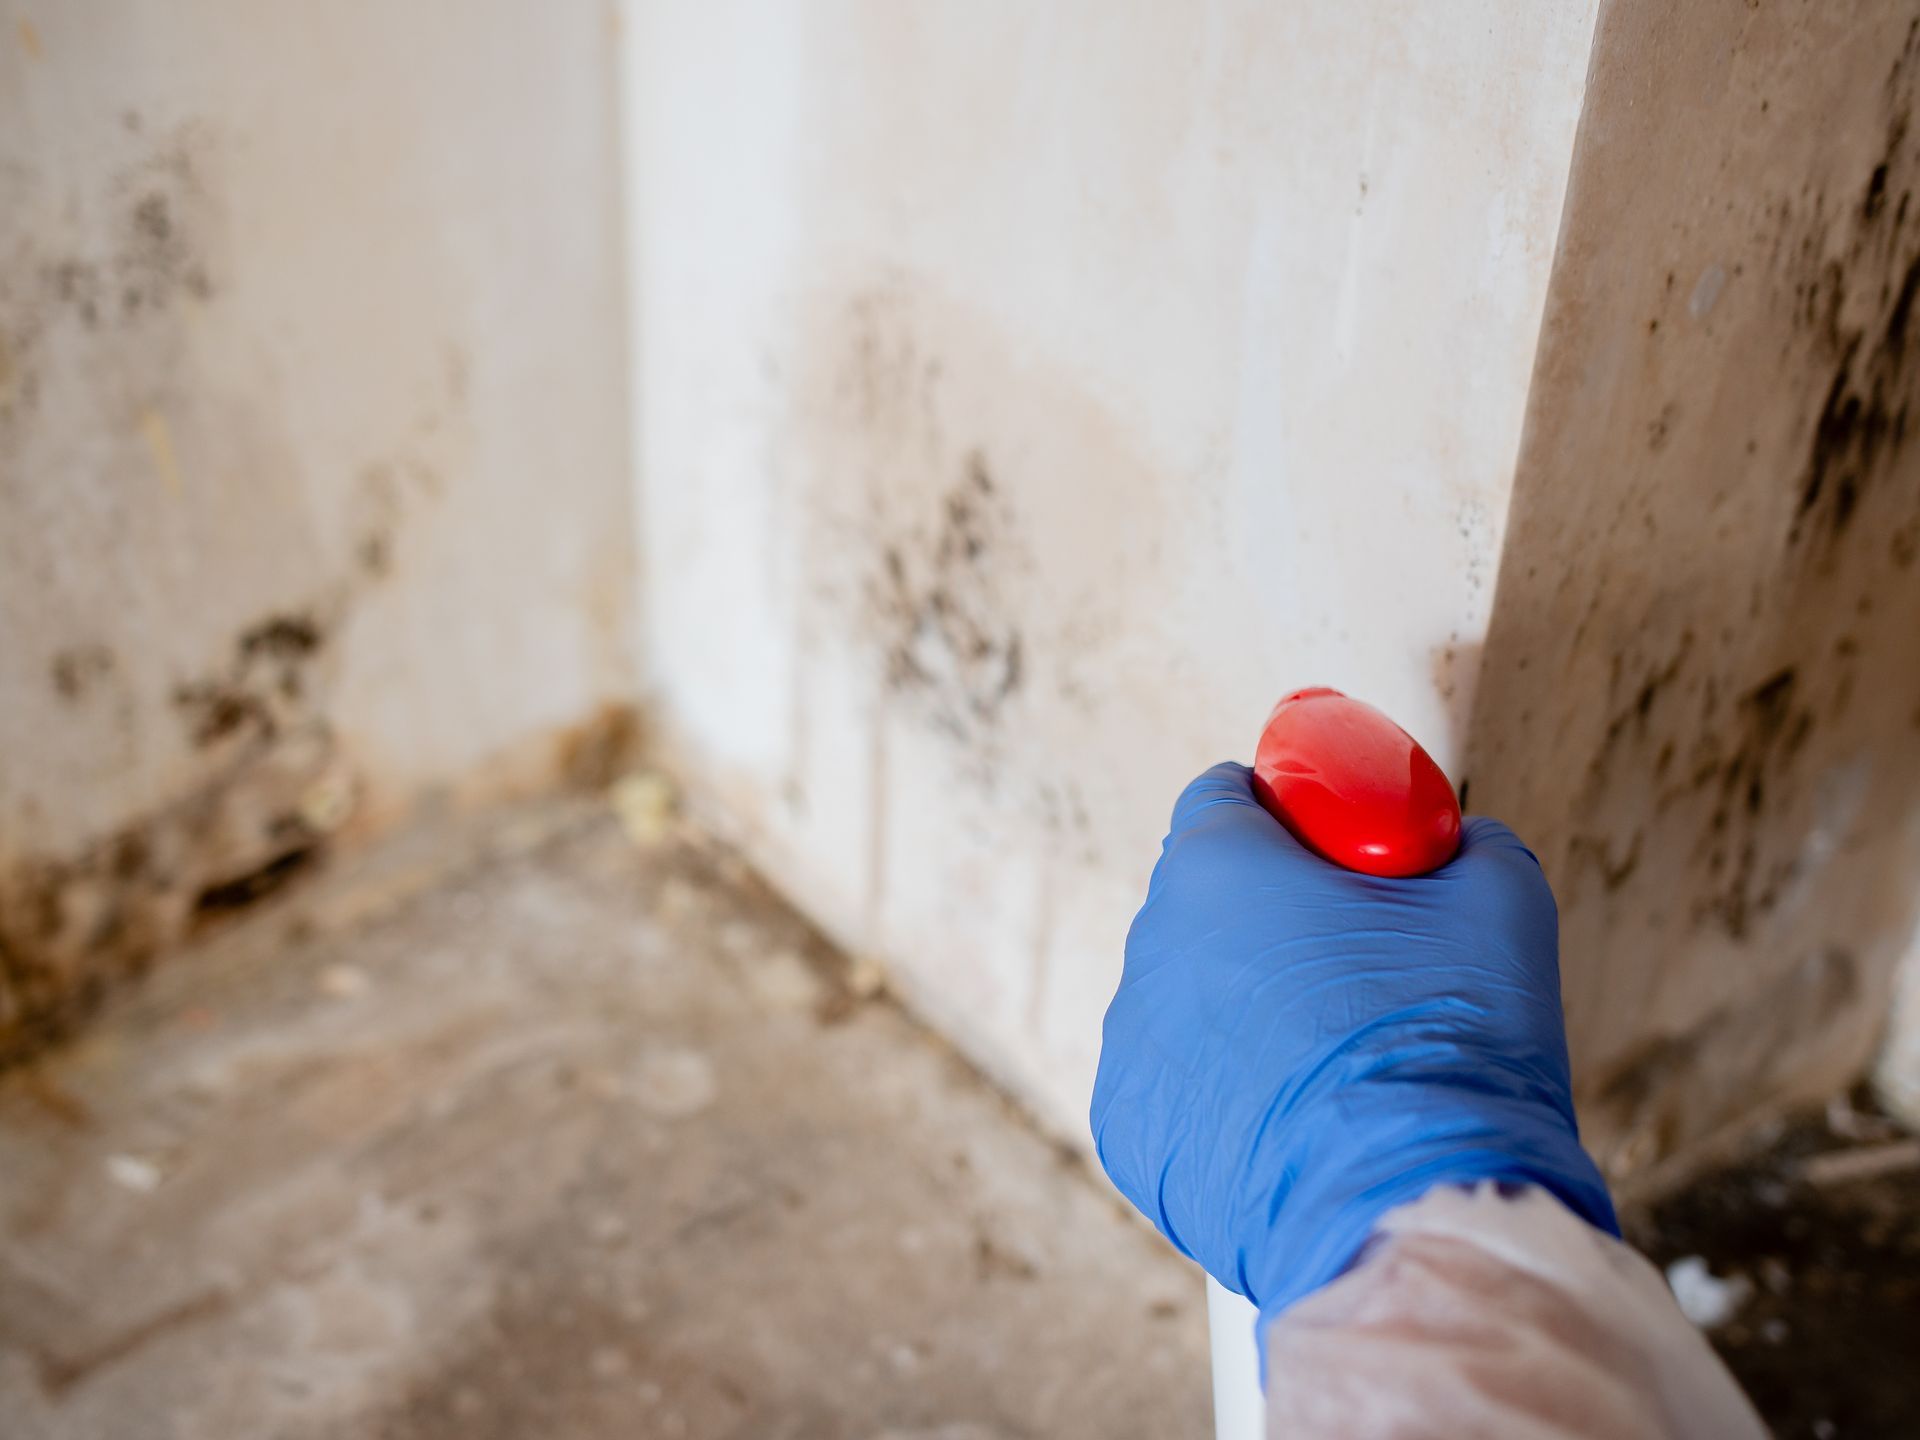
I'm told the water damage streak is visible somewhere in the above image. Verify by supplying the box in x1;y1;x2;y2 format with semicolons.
0;613;353;1067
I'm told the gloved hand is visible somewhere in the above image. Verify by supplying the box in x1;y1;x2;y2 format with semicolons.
1091;761;1617;1336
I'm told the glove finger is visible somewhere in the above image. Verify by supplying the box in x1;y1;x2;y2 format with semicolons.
1450;815;1551;887
1168;761;1266;831
1159;759;1322;880
1441;815;1560;966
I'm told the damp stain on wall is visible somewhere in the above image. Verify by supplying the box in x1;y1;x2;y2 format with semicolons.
1559;9;1920;945
0;609;355;1068
0;119;219;435
773;271;1191;1000
874;448;1026;741
0;109;492;1067
1786;22;1920;554
1595;943;1859;1170
173;612;328;748
1468;0;1920;1172
797;282;1040;774
790;277;1179;873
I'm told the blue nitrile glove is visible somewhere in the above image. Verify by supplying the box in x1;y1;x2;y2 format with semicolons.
1091;761;1617;1340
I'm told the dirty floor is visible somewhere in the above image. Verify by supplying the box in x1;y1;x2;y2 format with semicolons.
0;805;1210;1440
1625;1088;1920;1440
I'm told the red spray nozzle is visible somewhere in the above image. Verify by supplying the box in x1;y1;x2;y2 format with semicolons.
1252;687;1461;878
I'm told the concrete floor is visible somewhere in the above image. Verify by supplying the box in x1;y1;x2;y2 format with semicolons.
0;803;1210;1440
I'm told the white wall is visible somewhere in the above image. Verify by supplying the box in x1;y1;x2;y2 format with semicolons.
623;1;1599;1135
1;1;631;1047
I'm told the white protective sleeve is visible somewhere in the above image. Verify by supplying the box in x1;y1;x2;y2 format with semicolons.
1263;1184;1770;1440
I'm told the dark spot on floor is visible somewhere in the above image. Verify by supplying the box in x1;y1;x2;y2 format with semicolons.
1625;1087;1920;1440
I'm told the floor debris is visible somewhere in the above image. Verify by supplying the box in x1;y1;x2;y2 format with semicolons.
101;1153;162;1194
1799;1138;1920;1188
609;769;677;847
0;810;1208;1440
1665;1256;1753;1329
1626;1087;1920;1438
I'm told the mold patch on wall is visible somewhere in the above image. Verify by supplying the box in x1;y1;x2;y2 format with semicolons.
779;272;1182;960
1;6;635;1069
0;119;218;436
1467;0;1920;1174
875;449;1025;742
1786;29;1920;556
817;284;1033;764
0;610;356;1068
0;110;480;1065
174;612;328;748
790;277;1181;864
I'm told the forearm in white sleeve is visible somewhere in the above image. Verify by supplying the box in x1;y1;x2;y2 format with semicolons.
1263;1183;1770;1440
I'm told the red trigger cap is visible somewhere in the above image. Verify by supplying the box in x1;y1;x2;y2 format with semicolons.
1252;688;1462;878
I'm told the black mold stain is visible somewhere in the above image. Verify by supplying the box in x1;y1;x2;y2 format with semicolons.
1586;631;1695;786
874;448;1026;738
40;147;214;332
1648;401;1679;452
1643;664;1820;948
173;611;328;747
1530;10;1920;1175
190;845;319;919
1569;626;1823;940
1865;161;1891;221
1788;35;1920;550
49;646;115;704
1582;16;1920;952
358;532;393;579
0;723;344;1069
349;461;412;583
115;148;215;320
1692;667;1809;938
0;124;217;439
240;613;323;662
1892;516;1919;567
